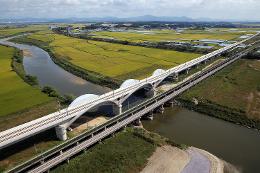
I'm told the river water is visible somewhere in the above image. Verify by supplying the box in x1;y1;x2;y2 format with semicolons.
1;37;259;172
142;107;260;173
0;37;110;96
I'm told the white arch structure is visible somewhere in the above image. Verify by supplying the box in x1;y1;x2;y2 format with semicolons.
0;33;257;148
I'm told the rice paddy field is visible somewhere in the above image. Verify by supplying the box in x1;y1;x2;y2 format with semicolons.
0;45;52;117
26;31;201;80
91;28;259;43
0;25;48;38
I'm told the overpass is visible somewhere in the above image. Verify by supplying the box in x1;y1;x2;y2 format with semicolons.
0;33;258;150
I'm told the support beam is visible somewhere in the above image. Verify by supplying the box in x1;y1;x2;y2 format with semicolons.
55;125;67;141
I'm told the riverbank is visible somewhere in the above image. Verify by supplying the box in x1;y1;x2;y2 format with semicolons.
50;127;230;173
51;128;165;173
10;36;120;89
142;106;260;173
177;98;260;130
10;31;201;88
0;45;57;120
0;45;60;171
178;58;260;130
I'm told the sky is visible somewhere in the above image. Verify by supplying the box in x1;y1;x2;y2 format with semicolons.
0;0;260;21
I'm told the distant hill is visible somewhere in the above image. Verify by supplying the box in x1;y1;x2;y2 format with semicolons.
1;15;259;24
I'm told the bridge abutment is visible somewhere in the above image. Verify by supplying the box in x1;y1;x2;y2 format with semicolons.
55;125;68;141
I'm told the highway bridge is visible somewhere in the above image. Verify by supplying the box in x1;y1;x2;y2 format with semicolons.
0;33;258;151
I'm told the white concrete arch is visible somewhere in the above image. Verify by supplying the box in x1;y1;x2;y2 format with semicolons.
153;71;177;87
69;94;99;108
120;79;140;89
119;82;154;104
152;69;166;77
64;94;120;128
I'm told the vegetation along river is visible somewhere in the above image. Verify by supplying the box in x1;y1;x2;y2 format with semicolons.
0;36;110;96
1;36;259;173
142;107;260;173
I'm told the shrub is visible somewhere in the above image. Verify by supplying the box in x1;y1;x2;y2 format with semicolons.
42;86;59;97
49;90;59;97
25;75;38;85
60;94;75;105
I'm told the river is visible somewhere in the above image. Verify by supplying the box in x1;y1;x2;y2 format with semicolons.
0;37;110;96
142;107;260;173
1;37;259;173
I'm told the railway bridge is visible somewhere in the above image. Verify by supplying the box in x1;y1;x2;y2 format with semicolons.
0;33;258;150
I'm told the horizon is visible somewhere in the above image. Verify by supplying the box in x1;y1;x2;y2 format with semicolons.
1;0;260;21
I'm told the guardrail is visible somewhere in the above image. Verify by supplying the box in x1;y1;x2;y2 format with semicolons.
7;44;252;173
0;33;258;150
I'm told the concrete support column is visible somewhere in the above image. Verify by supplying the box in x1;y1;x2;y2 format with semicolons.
119;104;122;115
169;100;174;108
135;118;142;126
174;73;179;81
113;104;122;115
147;111;154;120
185;69;189;75
157;105;164;114
196;64;199;69
55;125;67;141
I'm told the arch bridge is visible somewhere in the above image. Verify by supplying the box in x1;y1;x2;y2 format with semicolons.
0;33;257;149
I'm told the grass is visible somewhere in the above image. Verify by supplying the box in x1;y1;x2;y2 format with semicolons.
0;45;52;117
51;128;169;173
0;129;62;171
0;25;48;38
0;45;59;171
20;31;201;81
0;101;58;131
91;29;255;43
180;58;260;122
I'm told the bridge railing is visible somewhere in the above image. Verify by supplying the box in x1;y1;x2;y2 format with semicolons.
0;33;258;148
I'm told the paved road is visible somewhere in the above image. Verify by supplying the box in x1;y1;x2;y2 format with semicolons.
181;148;211;173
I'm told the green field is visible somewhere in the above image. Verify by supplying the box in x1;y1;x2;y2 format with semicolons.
91;29;257;43
52;128;170;173
0;46;52;117
24;31;201;80
180;58;260;121
0;25;48;38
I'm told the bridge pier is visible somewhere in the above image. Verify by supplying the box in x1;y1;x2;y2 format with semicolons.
134;118;142;126
146;111;154;120
157;105;164;114
55;125;67;141
174;75;179;81
113;104;122;115
185;69;189;75
167;100;175;108
118;104;122;115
